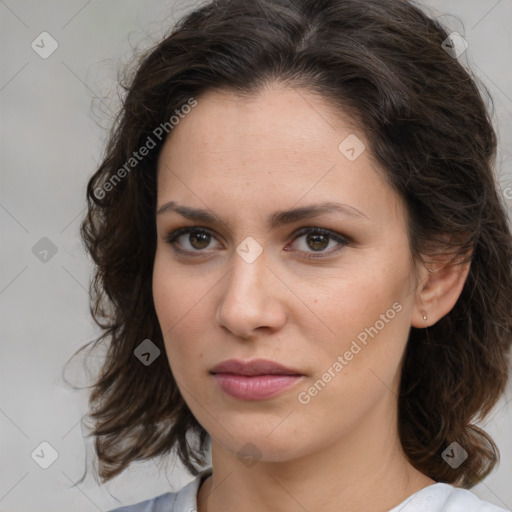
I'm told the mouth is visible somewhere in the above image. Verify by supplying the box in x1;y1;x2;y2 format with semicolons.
210;358;303;376
210;359;304;400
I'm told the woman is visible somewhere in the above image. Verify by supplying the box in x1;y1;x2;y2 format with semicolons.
75;0;512;510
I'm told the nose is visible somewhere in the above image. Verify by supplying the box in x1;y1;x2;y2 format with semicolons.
215;249;287;339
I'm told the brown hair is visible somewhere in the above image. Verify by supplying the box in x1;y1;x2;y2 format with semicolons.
69;0;512;488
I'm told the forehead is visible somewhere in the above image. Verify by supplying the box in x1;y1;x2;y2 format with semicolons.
159;85;361;163
155;85;404;228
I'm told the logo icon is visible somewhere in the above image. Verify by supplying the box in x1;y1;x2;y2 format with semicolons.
134;339;161;366
338;134;366;161
32;237;58;263
237;442;262;468
441;441;468;468
31;32;59;59
236;237;263;264
441;32;468;59
31;441;59;469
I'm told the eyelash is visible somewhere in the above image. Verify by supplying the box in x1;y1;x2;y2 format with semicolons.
164;226;351;260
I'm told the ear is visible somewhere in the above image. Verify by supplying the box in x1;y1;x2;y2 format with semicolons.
411;250;471;328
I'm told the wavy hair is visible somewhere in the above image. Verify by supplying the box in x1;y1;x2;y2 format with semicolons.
69;0;512;488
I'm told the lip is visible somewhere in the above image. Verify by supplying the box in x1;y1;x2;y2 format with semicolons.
210;358;303;376
210;359;304;401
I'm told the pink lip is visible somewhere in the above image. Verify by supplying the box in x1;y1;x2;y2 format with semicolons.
210;359;304;401
210;358;302;376
212;374;303;400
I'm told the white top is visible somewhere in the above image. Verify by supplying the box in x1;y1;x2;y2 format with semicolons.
107;467;510;512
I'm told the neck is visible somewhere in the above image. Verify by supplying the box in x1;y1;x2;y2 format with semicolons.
197;400;435;512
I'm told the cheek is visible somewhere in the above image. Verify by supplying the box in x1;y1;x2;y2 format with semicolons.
304;264;408;339
152;252;211;370
303;250;413;379
152;250;197;332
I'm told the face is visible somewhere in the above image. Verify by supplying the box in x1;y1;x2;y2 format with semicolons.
153;85;421;463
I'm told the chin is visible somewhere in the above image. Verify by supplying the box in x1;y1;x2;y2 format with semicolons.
211;425;309;462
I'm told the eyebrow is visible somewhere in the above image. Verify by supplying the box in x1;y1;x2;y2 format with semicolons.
156;200;370;228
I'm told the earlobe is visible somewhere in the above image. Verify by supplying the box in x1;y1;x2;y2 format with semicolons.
411;256;471;328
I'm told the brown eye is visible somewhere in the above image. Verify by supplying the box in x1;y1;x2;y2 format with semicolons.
305;233;330;251
165;227;222;254
287;227;350;259
165;225;350;259
188;231;211;250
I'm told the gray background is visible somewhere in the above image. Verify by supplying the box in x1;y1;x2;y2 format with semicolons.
1;0;511;510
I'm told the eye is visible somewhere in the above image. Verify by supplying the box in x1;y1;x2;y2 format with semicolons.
286;226;350;259
164;226;351;259
165;227;221;255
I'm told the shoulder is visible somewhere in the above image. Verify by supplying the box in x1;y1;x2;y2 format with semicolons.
106;467;212;512
106;490;175;512
441;485;510;512
390;482;510;512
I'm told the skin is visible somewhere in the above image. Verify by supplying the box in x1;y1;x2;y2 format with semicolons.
152;84;470;512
